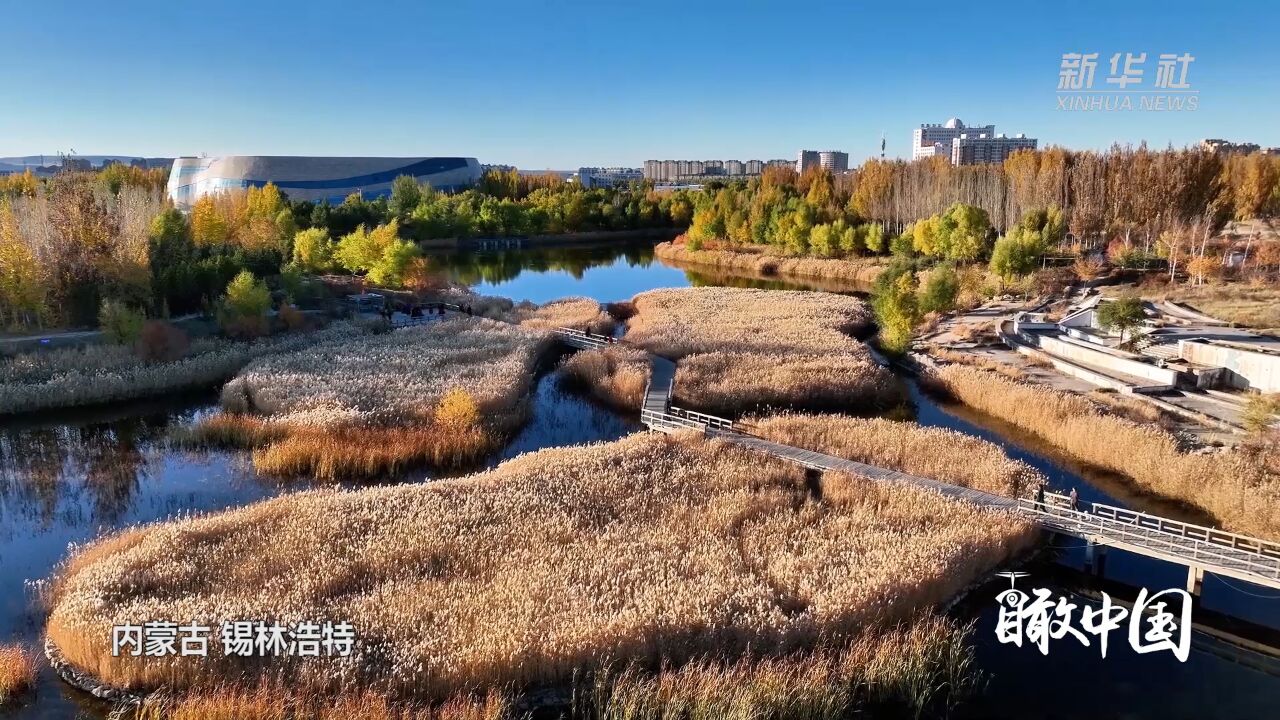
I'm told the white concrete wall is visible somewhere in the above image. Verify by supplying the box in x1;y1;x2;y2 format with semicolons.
1034;334;1179;387
1178;341;1280;392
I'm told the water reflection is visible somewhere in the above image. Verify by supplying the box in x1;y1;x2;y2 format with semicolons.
425;240;872;304
3;248;1278;718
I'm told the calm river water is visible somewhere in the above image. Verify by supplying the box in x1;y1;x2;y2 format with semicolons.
1;240;1276;719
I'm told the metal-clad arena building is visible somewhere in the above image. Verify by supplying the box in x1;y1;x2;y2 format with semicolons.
167;155;482;207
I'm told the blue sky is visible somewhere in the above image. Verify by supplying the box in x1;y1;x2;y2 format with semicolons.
1;0;1276;168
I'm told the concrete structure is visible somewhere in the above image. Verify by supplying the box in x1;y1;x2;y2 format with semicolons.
166;156;482;208
796;150;821;174
913;118;995;160
818;150;849;173
913;118;1037;165
951;132;1037;165
1178;340;1280;393
577;166;643;188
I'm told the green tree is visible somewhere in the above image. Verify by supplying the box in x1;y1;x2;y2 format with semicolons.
367;238;422;287
864;223;886;254
223;270;271;319
389;175;423;218
291;227;336;273
99;298;144;344
918;263;959;314
335;220;401;274
872;262;921;354
989;227;1046;281
1096;296;1146;343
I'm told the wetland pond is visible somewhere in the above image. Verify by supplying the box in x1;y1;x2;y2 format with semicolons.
1;240;1276;718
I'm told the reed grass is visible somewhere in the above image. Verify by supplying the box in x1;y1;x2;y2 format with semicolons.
675;352;900;416
508;296;615;335
749;413;1044;497
0;324;365;415
570;614;980;720
190;317;547;479
559;346;651;410
47;433;1033;704
931;364;1280;538
0;644;37;706
122;686;515;720
655;241;887;285
624;287;896;415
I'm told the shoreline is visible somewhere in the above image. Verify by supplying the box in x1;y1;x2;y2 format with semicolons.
653;241;887;288
418;226;683;250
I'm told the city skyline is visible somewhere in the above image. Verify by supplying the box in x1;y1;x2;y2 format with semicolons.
1;1;1277;168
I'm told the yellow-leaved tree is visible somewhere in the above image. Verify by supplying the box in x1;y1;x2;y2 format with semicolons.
0;200;46;329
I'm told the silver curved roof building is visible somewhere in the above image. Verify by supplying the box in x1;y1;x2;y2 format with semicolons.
167;155;482;207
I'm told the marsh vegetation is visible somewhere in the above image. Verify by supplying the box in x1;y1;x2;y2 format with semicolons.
47;433;1033;714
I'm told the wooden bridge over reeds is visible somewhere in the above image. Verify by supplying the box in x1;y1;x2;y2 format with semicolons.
551;326;1280;595
392;313;1280;594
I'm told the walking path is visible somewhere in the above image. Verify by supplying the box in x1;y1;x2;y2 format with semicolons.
393;310;1280;592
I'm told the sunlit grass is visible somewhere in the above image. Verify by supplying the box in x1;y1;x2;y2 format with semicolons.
624;287;897;415
932;364;1280;538
0;644;37;706
47;433;1033;706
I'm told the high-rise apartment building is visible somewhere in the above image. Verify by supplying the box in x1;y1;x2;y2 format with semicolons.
913;118;996;160
913;118;1037;165
819;151;849;173
796;150;821;174
642;158;781;182
950;134;1037;165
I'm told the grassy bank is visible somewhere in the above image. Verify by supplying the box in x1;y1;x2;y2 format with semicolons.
654;241;887;286
624;287;899;415
48;433;1033;713
930;364;1280;539
0;323;364;415
750;413;1043;498
187;316;551;479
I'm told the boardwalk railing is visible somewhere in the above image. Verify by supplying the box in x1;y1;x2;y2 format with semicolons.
1017;494;1280;581
392;299;1280;590
1088;501;1280;560
552;327;616;350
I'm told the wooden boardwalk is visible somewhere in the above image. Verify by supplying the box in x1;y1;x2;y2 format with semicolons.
400;313;1280;593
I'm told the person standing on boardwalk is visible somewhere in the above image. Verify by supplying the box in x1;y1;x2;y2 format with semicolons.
1035;482;1046;512
1069;487;1079;512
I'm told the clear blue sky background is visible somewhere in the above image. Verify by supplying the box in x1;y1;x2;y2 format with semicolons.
1;0;1276;168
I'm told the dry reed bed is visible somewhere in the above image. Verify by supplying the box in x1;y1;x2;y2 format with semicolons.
931;364;1280;539
222;317;548;428
0;644;37;707
624;287;898;415
655;242;886;284
193;317;551;479
559;346;652;411
436;293;614;335
0;324;365;415
749;413;1045;498
507;296;615;335
48;433;1034;705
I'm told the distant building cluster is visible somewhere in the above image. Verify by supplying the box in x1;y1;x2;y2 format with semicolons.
1200;139;1280;155
913;118;1037;166
796;150;849;174
576;166;644;188
643;158;793;183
